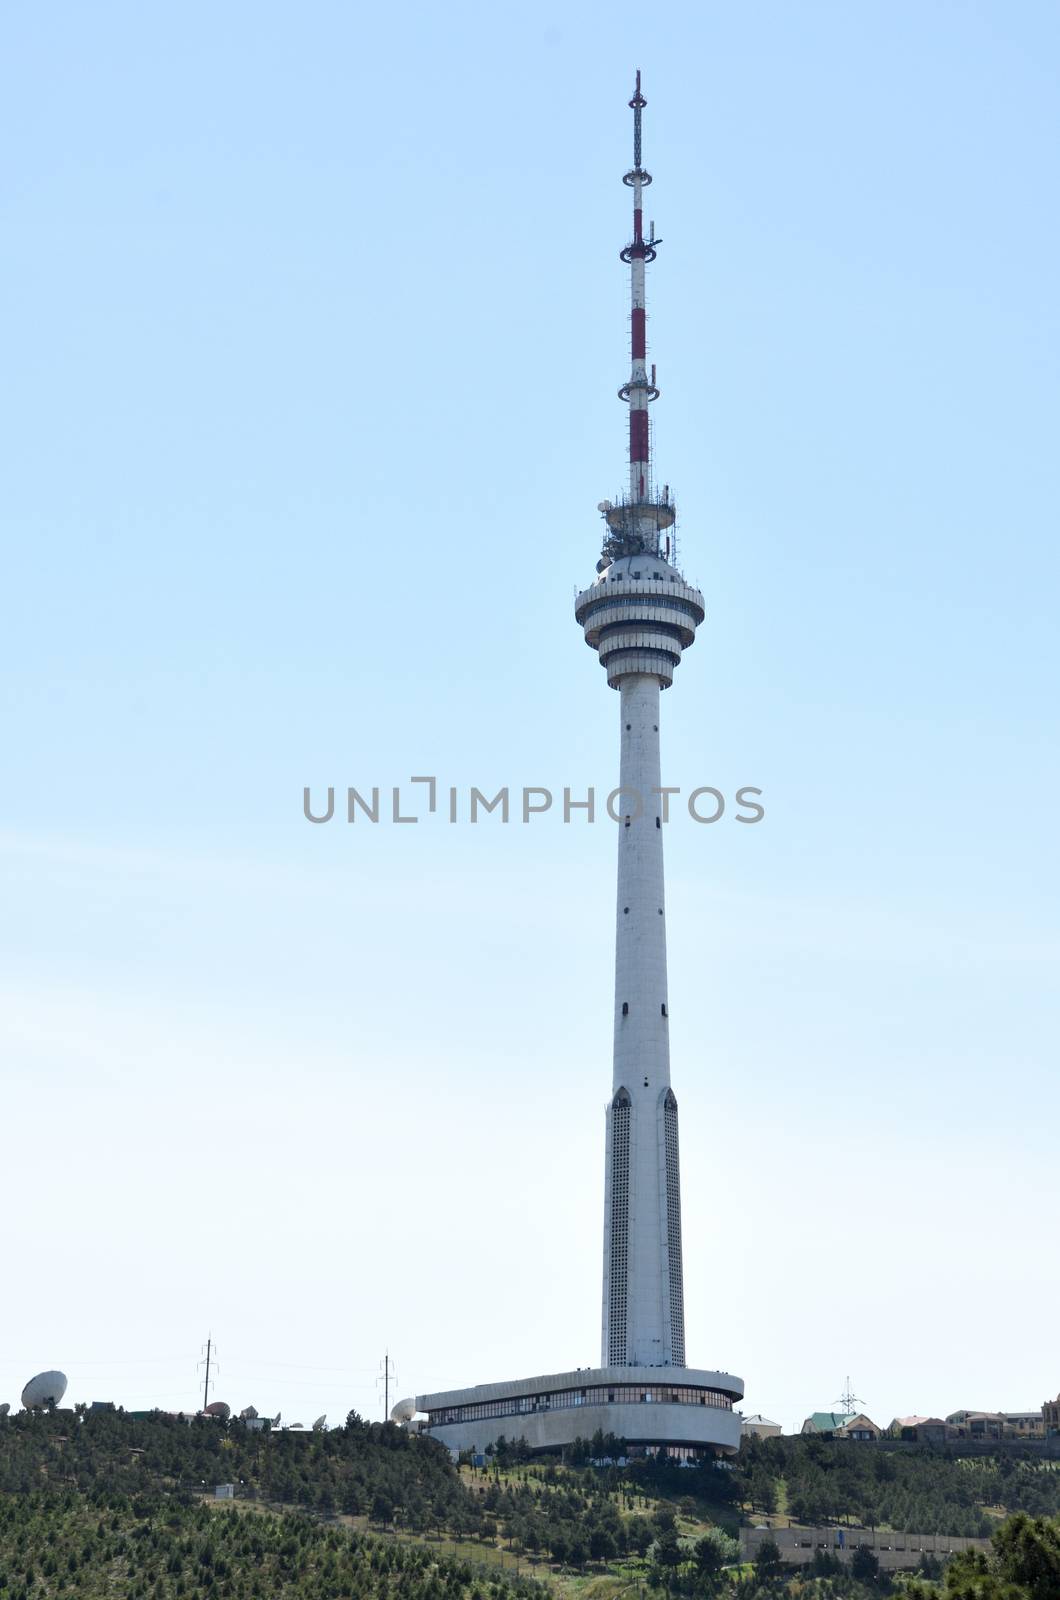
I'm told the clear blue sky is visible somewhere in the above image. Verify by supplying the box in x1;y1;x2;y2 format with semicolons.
2;0;1058;1432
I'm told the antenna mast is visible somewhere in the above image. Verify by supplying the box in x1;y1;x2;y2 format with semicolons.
601;70;675;568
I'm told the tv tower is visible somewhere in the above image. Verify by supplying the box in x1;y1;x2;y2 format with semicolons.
576;72;706;1369
414;77;742;1457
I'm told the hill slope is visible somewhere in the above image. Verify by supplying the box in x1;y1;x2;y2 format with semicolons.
0;1491;546;1600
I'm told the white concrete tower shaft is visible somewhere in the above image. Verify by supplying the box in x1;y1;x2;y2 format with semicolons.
608;672;685;1367
575;73;706;1370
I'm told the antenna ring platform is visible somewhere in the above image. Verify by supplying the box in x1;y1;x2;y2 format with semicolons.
618;383;660;403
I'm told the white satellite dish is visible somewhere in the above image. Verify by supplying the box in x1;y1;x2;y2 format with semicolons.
312;1414;326;1431
390;1397;417;1425
21;1371;67;1410
0;1403;10;1418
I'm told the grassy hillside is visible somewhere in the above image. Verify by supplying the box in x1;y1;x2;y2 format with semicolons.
0;1491;546;1600
0;1409;466;1523
4;1412;1060;1599
736;1435;1060;1537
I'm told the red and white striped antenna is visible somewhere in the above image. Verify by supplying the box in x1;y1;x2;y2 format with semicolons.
601;72;675;569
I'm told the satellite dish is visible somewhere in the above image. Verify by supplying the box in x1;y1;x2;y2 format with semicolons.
312;1414;326;1431
239;1406;258;1421
390;1397;417;1425
597;501;613;513
203;1401;231;1420
0;1403;10;1418
21;1371;67;1410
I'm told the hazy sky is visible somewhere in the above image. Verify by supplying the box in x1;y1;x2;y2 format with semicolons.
2;0;1058;1436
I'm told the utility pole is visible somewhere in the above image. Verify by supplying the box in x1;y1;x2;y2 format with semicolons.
199;1337;217;1411
377;1351;397;1421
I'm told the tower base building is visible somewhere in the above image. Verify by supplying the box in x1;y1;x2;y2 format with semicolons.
411;75;744;1459
414;1367;742;1460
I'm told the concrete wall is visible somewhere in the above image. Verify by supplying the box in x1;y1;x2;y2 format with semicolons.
741;1525;992;1573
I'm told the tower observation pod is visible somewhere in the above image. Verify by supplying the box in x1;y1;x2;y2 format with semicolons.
415;77;743;1461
